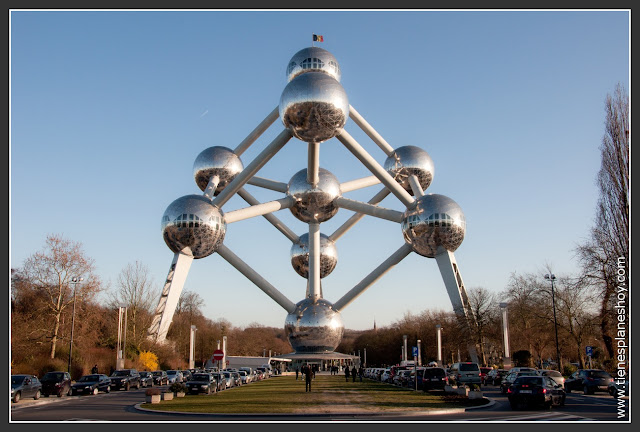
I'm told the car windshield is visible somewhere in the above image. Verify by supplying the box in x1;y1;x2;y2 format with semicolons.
78;375;100;382
11;376;26;385
223;372;231;378
192;374;210;381
588;370;612;378
425;369;445;377
43;372;65;380
140;372;151;377
152;371;163;376
112;370;131;376
459;363;479;371
167;371;177;375
515;376;543;386
544;371;562;377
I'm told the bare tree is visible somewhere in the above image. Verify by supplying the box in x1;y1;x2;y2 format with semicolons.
17;235;102;359
576;83;629;358
108;261;158;350
466;287;500;366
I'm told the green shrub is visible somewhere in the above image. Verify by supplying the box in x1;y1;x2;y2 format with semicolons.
169;382;188;394
563;363;578;376
145;387;161;396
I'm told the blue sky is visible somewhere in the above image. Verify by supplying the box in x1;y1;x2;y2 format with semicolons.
10;10;630;332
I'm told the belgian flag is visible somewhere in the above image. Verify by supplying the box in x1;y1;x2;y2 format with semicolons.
313;34;324;42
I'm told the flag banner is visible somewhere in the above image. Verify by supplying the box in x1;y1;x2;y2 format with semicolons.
313;34;324;42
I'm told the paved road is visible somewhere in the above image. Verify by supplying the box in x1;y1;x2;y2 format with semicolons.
10;383;629;422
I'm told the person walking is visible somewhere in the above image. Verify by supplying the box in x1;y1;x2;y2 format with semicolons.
91;364;99;374
345;365;350;382
305;365;313;392
358;366;363;382
352;366;357;382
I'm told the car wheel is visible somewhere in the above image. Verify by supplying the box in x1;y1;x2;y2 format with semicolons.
124;383;130;391
92;387;99;395
106;386;110;393
583;385;592;395
13;391;21;403
34;390;40;400
67;386;73;396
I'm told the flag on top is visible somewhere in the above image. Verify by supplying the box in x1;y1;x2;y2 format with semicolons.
313;34;324;42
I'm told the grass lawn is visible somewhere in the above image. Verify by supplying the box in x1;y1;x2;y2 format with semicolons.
141;375;487;414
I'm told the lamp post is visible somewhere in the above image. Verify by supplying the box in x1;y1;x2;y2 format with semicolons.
68;276;84;373
545;273;561;371
499;302;511;368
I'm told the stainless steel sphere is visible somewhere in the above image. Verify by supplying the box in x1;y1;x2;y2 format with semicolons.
401;194;466;258
384;146;434;195
279;72;349;143
284;298;344;353
193;146;244;196
286;46;342;82
287;168;341;223
290;233;338;279
161;194;226;259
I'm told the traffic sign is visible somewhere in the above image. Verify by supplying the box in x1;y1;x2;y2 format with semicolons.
412;346;418;358
212;349;224;361
586;346;593;356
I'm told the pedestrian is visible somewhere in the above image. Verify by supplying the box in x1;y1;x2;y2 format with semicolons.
91;364;98;374
345;365;350;382
359;366;363;382
352;366;357;382
296;367;299;380
305;365;313;392
109;365;115;376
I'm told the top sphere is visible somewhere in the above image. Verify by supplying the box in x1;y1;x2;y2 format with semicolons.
286;47;342;82
193;146;244;196
384;146;434;195
401;194;466;258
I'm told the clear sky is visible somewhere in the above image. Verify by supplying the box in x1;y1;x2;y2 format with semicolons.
10;10;630;332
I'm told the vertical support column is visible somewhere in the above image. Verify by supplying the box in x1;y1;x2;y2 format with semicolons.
417;339;422;367
500;302;512;369
308;222;321;301
307;141;320;187
189;325;197;369
222;336;227;371
403;335;408;363
436;325;443;367
434;249;480;364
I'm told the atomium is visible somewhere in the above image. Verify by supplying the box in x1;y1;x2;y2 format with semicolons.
150;43;478;360
290;233;338;279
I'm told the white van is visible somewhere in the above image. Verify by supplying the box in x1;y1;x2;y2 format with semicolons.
448;362;482;387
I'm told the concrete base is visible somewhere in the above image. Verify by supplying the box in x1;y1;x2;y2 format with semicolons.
162;392;173;401
146;394;161;404
456;387;469;396
444;385;456;393
468;391;484;400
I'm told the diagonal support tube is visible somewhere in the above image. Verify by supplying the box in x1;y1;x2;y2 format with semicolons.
246;176;288;193
329;188;390;242
334;243;413;312
213;129;293;209
217;244;296;313
349;105;395;156
334;196;403;223
340;175;381;193
336;129;415;208
233;106;280;156
237;188;299;243
407;174;424;197
224;196;295;224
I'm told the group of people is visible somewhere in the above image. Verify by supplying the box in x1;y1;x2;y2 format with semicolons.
294;364;364;392
345;365;363;382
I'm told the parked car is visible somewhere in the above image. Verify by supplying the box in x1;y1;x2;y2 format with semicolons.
40;371;72;397
479;367;493;385
422;367;449;391
222;372;235;388
486;369;507;386
507;375;566;410
109;369;141;391
71;374;112;395
500;371;538;394
211;373;227;391
180;370;193;382
407;368;426;389
238;370;251;385
448;362;482;388
393;369;412;386
608;379;628;397
152;370;169;385
138;371;154;387
537;370;565;388
381;369;392;383
11;374;42;403
186;373;217;395
166;370;183;384
564;369;613;394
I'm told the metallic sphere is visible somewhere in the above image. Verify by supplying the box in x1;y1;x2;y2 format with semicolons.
384;146;434;195
286;46;342;82
401;194;466;258
284;298;344;353
279;72;349;143
290;233;338;279
287;168;341;223
193;146;244;196
161;194;226;259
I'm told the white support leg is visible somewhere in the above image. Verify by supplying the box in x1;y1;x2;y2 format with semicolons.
237;188;299;243
224;196;295;224
329;188;390;242
308;222;321;301
348;105;395;156
407;174;424;197
334;196;403;223
339;175;380;193
434;248;480;364
233;106;280;156
147;250;194;343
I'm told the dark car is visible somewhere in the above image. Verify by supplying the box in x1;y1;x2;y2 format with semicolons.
564;369;613;394
211;373;227;391
181;370;193;382
186;373;217;395
479;367;493;385
507;375;566;410
422;367;448;391
501;371;538;394
70;374;111;395
109;369;141;391
486;369;507;386
139;371;154;387
152;370;169;386
40;371;72;397
11;375;42;403
608;379;628;397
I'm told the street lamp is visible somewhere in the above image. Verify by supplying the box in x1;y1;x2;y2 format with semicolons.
544;273;561;371
68;276;84;373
